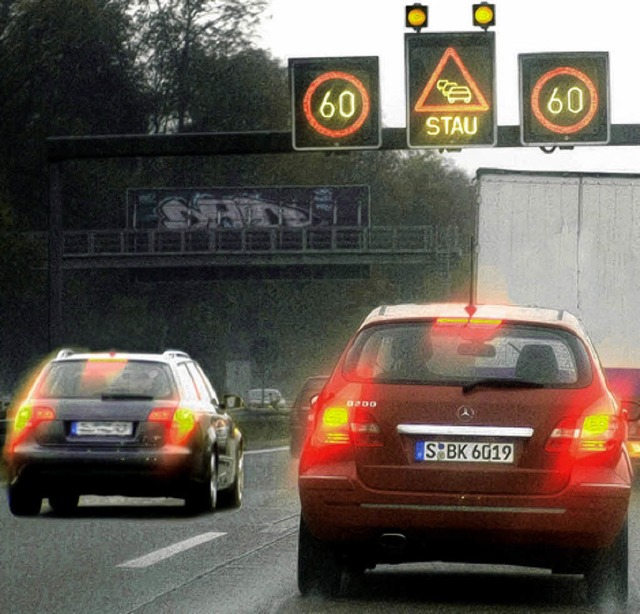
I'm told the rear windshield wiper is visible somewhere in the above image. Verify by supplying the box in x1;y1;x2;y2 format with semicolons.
462;378;545;394
101;393;154;401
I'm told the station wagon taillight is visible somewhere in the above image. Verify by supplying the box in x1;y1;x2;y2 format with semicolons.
148;406;197;445
7;404;56;452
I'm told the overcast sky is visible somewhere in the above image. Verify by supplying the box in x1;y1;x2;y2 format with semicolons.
257;0;640;176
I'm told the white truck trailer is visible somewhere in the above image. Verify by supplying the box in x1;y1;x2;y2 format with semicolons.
475;167;640;369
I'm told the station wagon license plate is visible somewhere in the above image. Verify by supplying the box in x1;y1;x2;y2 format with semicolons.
71;421;133;436
415;441;514;464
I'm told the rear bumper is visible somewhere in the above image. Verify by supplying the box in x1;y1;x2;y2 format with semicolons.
8;444;199;497
299;472;631;567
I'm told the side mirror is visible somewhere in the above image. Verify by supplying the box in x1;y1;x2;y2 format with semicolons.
222;394;244;411
621;399;640;422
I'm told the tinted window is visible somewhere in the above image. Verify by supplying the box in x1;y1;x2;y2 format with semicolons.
192;362;218;404
343;321;592;387
176;363;199;400
186;362;213;402
35;359;175;399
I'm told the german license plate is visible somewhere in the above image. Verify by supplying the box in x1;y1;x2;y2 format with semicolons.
71;421;133;436
415;441;514;464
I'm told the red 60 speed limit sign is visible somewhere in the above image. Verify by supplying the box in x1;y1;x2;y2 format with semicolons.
519;52;610;146
302;71;371;138
289;56;381;151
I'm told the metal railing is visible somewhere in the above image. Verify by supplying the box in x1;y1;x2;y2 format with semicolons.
60;226;461;257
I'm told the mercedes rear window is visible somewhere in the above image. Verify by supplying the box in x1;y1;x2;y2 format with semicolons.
343;320;593;388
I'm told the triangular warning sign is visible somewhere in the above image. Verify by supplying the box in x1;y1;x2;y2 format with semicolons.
414;47;489;113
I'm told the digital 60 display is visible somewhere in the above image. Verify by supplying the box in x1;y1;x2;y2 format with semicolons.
520;52;610;145
289;56;381;151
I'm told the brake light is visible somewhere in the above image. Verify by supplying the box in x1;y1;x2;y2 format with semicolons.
436;317;502;326
7;404;56;452
148;406;197;445
311;405;382;447
434;317;503;341
313;407;350;445
351;408;383;447
545;400;625;458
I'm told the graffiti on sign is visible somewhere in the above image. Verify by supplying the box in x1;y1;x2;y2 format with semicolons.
127;186;370;231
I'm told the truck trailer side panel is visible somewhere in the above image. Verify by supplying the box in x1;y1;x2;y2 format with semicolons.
477;168;640;368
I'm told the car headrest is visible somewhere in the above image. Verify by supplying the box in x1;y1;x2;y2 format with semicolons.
515;344;559;383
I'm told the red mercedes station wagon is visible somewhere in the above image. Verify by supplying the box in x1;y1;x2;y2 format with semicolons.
297;303;633;606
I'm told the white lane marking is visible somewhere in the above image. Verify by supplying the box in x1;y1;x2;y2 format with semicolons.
245;446;289;455
117;532;226;569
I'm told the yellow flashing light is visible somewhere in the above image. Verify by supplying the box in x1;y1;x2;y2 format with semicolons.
13;405;33;433
322;407;349;427
473;3;495;29
582;414;610;437
406;5;428;30
170;408;196;444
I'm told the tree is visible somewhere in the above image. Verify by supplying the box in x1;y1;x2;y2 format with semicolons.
133;0;268;133
189;48;289;132
0;0;150;228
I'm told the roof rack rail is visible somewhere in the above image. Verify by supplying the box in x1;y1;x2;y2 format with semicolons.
56;348;75;359
163;349;190;359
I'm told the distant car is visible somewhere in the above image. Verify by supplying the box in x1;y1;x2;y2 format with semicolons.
247;388;287;411
3;349;244;516
604;367;640;469
298;303;632;607
289;375;329;457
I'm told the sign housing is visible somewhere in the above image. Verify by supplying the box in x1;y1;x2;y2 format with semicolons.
405;32;496;149
289;56;381;151
519;52;610;146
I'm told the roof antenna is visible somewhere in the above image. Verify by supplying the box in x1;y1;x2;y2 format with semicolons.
465;235;477;318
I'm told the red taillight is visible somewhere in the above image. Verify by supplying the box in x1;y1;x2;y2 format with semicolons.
545;400;625;459
148;406;197;445
311;405;383;447
351;408;383;447
312;407;350;445
7;404;56;452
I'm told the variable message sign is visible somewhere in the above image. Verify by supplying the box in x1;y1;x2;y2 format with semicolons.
520;52;610;146
406;32;496;148
289;56;381;151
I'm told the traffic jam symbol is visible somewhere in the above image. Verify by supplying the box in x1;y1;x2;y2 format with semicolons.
406;32;496;148
414;47;490;114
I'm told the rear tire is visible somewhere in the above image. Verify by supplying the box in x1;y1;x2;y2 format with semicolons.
185;452;217;514
298;514;342;597
48;492;80;516
585;519;628;607
218;449;244;509
8;483;42;517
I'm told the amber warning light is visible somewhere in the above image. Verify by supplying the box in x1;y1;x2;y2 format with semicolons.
406;4;428;31
473;3;495;29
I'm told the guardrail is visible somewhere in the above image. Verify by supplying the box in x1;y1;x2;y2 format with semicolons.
59;225;460;257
